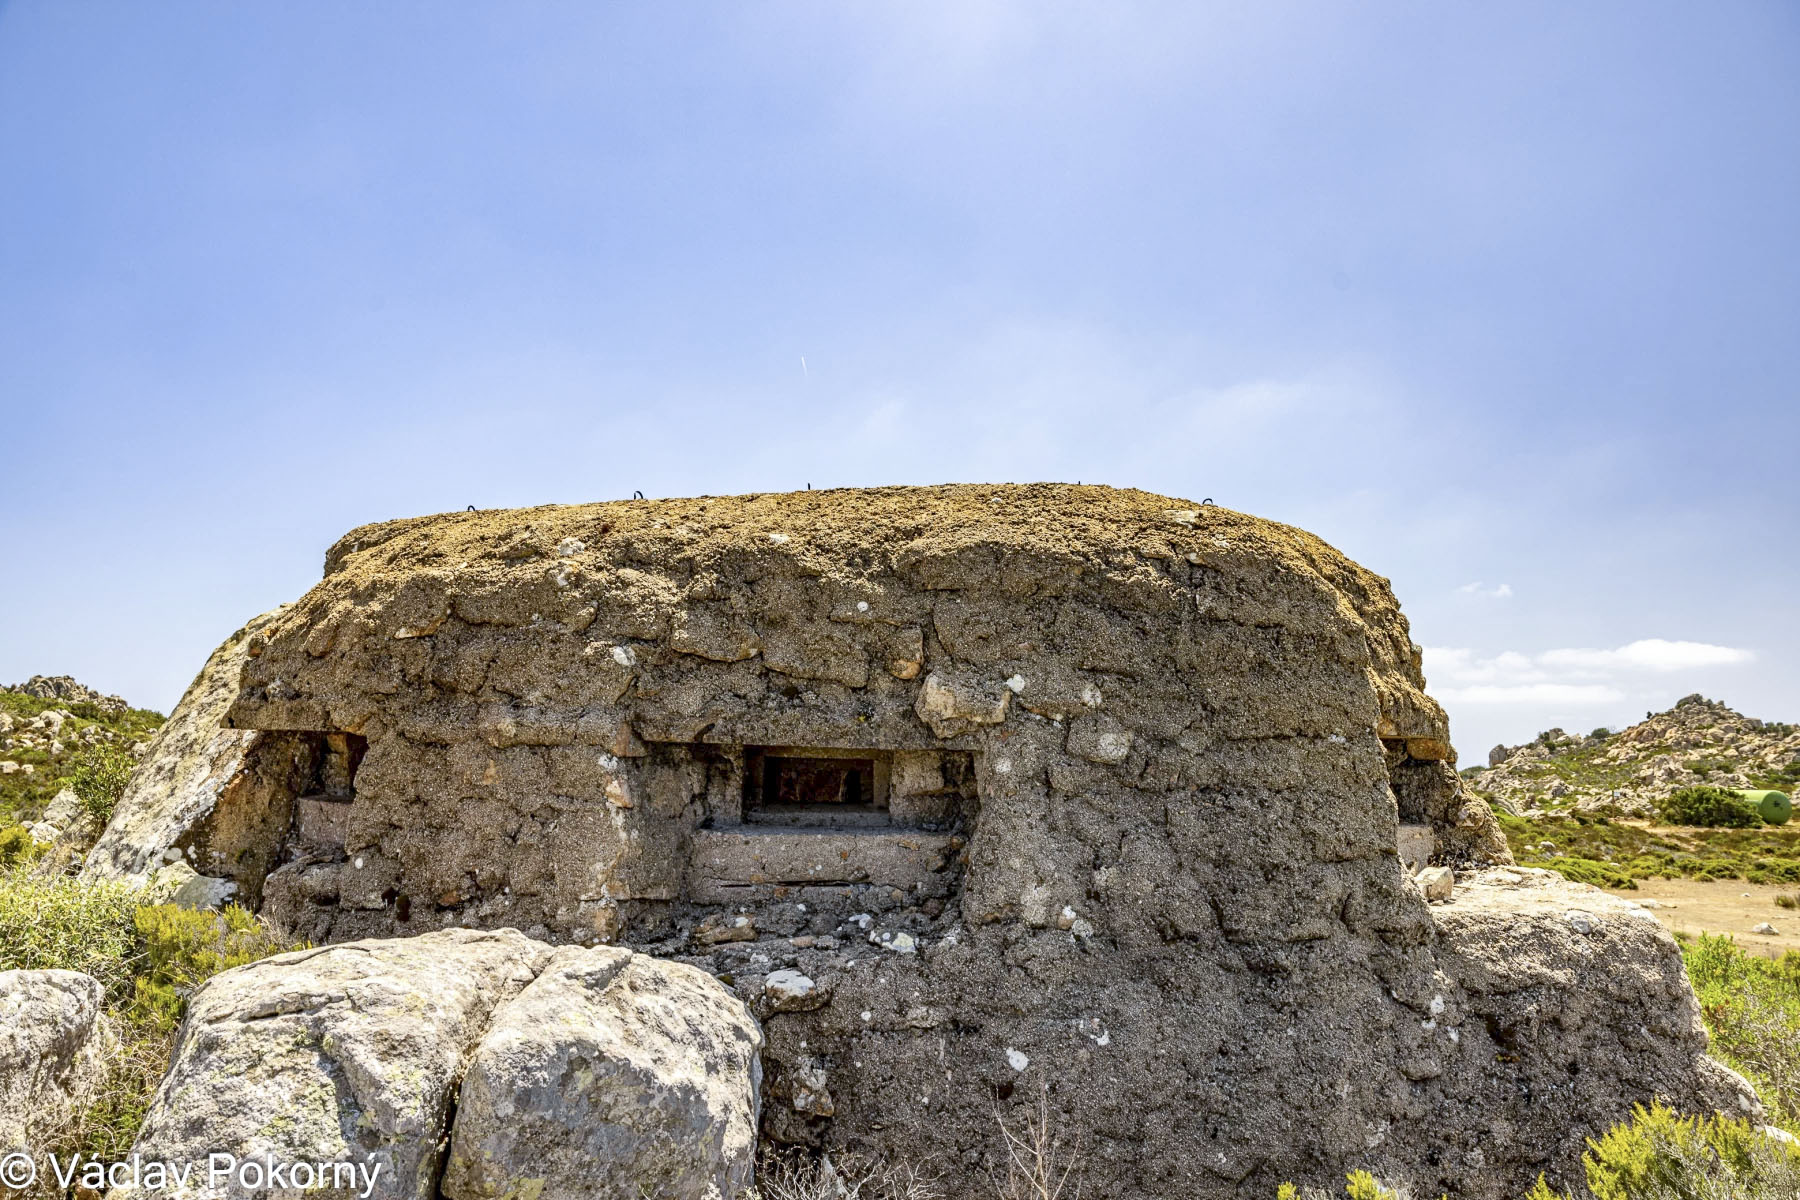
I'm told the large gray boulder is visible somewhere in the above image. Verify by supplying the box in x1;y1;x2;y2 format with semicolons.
83;604;302;895
0;970;111;1153
1427;867;1762;1176
442;945;762;1200
123;929;552;1200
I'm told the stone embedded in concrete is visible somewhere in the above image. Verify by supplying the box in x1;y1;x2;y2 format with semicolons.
913;671;1010;737
1418;865;1455;903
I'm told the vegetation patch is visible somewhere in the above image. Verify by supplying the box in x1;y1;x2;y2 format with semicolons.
0;866;302;1161
0;690;163;826
1660;785;1763;829
0;872;144;993
1478;738;1666;799
1683;933;1800;1129
1493;808;1800;888
68;742;137;826
1751;758;1800;794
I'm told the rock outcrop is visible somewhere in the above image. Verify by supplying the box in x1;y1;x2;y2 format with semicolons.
1473;694;1800;819
85;485;1749;1197
83;607;318;907
123;929;552;1200
443;946;763;1200
1430;868;1756;1173
4;676;130;714
117;929;759;1200
0;970;111;1153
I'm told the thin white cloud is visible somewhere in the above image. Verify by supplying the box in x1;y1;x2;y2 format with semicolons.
1424;639;1752;708
1538;639;1754;673
1435;683;1624;706
1427;640;1752;685
1456;581;1513;599
1425;647;1547;686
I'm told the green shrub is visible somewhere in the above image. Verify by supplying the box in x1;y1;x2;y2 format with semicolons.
0;868;142;995
1684;756;1738;781
1753;759;1800;793
1343;1173;1405;1200
1659;786;1761;829
0;868;306;1163
1684;934;1800;1128
1581;1102;1800;1199
1274;1173;1414;1199
0;824;47;868
1535;856;1638;890
68;742;136;825
1510;1105;1800;1199
130;903;305;1030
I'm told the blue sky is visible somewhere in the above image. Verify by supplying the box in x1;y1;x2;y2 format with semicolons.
1;2;1794;758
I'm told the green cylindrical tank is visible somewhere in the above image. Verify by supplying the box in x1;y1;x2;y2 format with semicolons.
1740;789;1793;825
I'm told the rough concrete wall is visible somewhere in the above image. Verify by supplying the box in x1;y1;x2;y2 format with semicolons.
170;484;1731;1198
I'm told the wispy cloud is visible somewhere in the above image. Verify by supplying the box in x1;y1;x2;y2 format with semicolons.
1457;581;1513;599
1425;639;1753;706
1539;639;1754;673
1438;683;1624;705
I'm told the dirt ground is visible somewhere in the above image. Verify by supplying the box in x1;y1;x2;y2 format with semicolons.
1605;877;1800;958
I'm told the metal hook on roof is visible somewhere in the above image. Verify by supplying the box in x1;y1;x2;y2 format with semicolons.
466;505;476;512
633;490;645;500
1202;498;1215;506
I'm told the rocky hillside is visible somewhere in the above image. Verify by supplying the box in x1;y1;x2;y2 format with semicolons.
0;677;163;827
1469;694;1800;820
7;674;131;713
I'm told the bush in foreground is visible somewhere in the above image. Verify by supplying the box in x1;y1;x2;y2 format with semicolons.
1683;933;1800;1129
0;870;143;994
0;867;303;1166
1276;1106;1800;1199
131;902;302;1031
0;823;48;869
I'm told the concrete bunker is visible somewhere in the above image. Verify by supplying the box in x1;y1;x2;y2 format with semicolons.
85;484;1755;1199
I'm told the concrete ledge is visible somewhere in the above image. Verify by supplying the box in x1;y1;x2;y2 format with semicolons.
689;826;958;903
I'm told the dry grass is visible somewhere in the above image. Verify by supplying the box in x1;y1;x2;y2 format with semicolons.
753;1148;942;1200
41;1022;177;1168
990;1087;1082;1200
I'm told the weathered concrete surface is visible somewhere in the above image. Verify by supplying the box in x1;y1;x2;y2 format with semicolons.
688;828;959;904
102;483;1750;1198
1429;868;1762;1177
0;970;110;1153
442;945;762;1200
122;929;551;1200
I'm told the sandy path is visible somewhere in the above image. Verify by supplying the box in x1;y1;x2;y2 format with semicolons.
1604;878;1800;958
